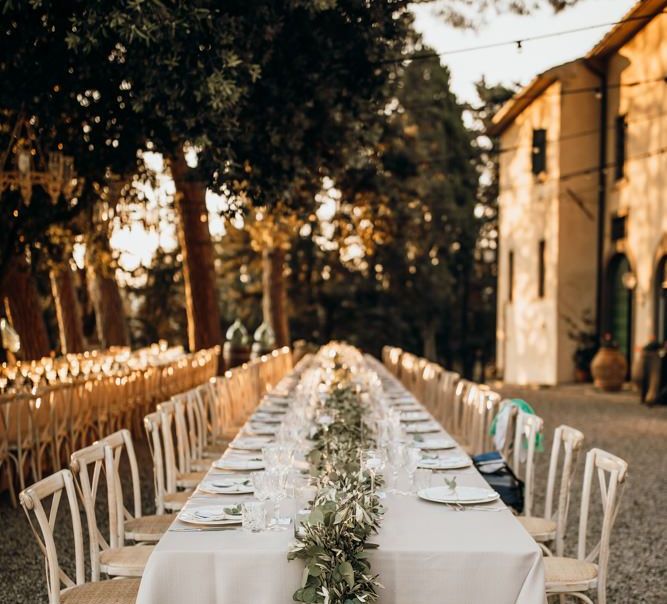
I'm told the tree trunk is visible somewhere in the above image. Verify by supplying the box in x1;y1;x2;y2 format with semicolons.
2;254;51;360
422;321;437;361
86;255;130;348
50;264;85;354
262;246;290;347
170;152;223;353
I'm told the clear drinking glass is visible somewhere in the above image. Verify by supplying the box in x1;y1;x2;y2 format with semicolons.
403;446;422;494
242;502;266;532
414;468;433;493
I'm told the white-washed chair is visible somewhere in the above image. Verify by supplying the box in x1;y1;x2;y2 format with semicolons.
544;448;628;604
70;443;153;579
159;399;207;484
510;410;544;517
0;407;15;505
143;411;191;514
20;469;140;604
518;425;584;556
103;429;176;544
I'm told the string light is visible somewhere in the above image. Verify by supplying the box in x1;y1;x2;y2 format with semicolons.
377;10;667;65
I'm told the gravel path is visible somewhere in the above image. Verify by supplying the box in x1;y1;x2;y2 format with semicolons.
499;384;667;603
1;387;665;603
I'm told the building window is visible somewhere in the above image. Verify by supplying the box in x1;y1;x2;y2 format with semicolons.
538;240;546;298
508;251;515;302
615;115;627;180
531;129;547;175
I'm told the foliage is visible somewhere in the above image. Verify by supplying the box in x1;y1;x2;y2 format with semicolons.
289;378;383;604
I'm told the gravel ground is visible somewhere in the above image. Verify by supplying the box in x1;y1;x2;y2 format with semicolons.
1;387;665;603
499;384;667;604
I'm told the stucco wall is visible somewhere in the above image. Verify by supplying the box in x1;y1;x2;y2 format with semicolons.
605;15;667;374
497;81;562;385
556;64;600;382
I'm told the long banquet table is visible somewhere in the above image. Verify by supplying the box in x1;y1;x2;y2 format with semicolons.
137;354;545;604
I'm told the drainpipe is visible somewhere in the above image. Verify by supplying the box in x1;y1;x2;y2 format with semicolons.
586;59;608;341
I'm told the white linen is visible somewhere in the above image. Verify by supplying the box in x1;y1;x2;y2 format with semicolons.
138;360;545;604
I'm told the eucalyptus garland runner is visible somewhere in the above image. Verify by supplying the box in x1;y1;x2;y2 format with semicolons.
288;374;384;604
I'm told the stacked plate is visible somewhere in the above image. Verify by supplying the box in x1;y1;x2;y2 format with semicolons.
246;423;278;436
178;504;243;525
400;410;431;422
229;436;273;451
413;437;457;450
404;422;441;434
418;454;471;470
418;486;500;505
213;456;264;471
198;476;254;494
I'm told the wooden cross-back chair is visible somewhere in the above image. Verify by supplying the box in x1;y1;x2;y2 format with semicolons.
434;370;460;431
143;412;190;515
519;424;584;556
511;411;545;517
544;448;628;604
69;443;153;580
20;469;141;604
157;400;205;487
103;429;175;544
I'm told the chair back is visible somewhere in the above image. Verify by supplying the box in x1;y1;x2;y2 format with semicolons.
143;411;169;514
434;370;459;430
69;443;116;581
512;411;544;517
102;429;143;547
20;469;85;604
577;448;628;604
544;425;584;555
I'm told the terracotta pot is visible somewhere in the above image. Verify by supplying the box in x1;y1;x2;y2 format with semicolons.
590;347;627;391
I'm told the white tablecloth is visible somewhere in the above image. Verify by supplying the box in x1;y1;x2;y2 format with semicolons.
138;359;545;604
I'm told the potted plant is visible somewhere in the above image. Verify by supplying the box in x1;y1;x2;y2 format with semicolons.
590;333;627;392
565;310;598;382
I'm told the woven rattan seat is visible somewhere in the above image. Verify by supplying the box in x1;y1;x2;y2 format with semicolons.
61;578;141;604
544;556;598;591
125;513;176;542
100;545;154;577
176;470;206;487
517;516;557;541
164;489;191;511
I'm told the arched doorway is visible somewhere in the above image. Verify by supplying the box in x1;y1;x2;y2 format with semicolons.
655;255;667;344
607;254;634;367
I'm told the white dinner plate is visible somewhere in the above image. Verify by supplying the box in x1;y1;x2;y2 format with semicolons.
178;505;243;525
413;437;457;450
213;458;264;471
418;456;471;470
405;422;441;434
258;404;287;414
418;486;500;505
198;477;254;494
246;424;278;436
400;411;431;422
251;413;282;424
229;436;273;451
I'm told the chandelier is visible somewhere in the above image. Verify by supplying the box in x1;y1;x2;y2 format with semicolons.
0;118;79;206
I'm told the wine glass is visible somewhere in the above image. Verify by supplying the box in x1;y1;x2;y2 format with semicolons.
266;468;289;530
402;446;422;494
251;471;272;528
361;448;385;495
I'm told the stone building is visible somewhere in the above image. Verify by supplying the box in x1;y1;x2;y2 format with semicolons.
490;0;667;384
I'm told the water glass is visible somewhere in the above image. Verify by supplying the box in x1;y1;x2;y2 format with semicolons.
242;502;266;532
414;468;433;493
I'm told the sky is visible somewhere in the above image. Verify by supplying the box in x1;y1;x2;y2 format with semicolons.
412;0;637;104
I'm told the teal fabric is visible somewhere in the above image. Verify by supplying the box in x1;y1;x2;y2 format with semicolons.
489;398;544;451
